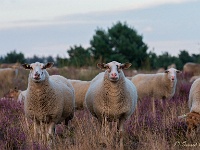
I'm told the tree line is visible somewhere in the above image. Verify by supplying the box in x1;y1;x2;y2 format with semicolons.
0;22;199;70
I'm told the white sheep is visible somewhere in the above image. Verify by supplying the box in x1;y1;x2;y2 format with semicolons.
183;62;200;76
131;68;181;100
167;63;176;69
189;75;200;83
0;68;18;84
85;61;138;149
0;62;21;69
68;79;91;110
22;62;75;142
126;76;132;80
0;68;18;97
178;78;200;137
131;68;181;115
17;90;27;103
156;67;165;73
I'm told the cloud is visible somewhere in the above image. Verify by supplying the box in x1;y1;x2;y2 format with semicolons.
0;0;196;30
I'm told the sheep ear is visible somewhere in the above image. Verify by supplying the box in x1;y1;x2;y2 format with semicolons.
176;70;181;73
43;62;54;69
165;70;169;73
120;63;132;69
14;87;18;91
22;64;31;70
97;63;107;70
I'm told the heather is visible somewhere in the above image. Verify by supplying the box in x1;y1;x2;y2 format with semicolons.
0;69;199;150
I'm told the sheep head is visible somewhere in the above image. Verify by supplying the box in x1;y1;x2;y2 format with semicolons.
22;62;54;83
164;68;181;82
97;61;131;82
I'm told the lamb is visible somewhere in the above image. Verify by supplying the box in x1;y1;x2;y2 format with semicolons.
178;78;200;137
85;61;138;149
22;62;75;142
68;79;91;109
183;62;200;76
131;68;181;115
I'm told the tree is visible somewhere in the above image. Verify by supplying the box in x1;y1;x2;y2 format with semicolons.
46;56;55;63
56;55;68;67
178;50;193;65
26;55;45;64
89;29;112;63
67;45;91;67
155;52;177;69
108;22;148;68
147;50;158;70
89;22;148;68
4;50;25;63
191;54;200;63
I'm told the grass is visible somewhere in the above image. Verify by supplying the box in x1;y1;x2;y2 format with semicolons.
0;67;199;150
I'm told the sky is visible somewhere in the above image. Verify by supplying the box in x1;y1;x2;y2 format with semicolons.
0;0;200;58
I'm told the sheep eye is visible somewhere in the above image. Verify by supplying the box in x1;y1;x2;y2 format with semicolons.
106;66;110;69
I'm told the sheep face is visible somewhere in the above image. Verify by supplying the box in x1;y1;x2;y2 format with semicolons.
165;68;181;81
22;62;54;83
97;61;131;82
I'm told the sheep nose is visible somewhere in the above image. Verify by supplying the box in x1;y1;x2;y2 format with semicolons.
171;76;175;80
111;73;117;77
34;72;40;78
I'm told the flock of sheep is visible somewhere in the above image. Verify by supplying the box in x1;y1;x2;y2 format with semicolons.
1;61;200;149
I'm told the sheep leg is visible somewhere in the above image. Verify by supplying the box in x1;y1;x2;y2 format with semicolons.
47;122;55;144
152;98;156;118
25;117;29;129
100;116;106;138
64;113;74;126
99;116;108;147
33;121;40;140
39;122;47;144
118;119;125;150
33;121;37;138
103;116;109;137
160;99;163;108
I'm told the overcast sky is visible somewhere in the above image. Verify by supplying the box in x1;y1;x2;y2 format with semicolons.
0;0;200;58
